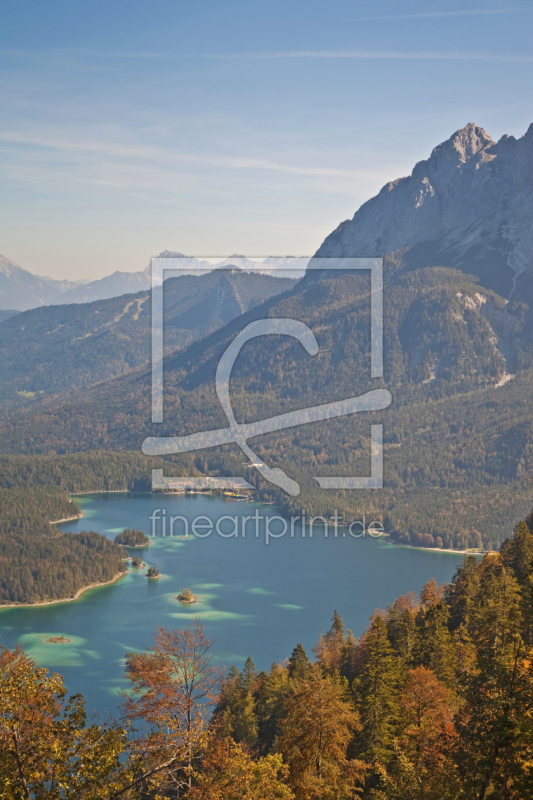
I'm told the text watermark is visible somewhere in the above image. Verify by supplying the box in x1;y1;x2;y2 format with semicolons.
148;508;385;544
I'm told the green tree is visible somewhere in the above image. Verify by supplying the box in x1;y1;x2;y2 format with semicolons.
288;644;312;682
412;601;456;687
501;520;533;644
255;663;291;754
445;555;481;631
459;556;533;799
386;594;419;663
233;658;259;747
354;615;403;763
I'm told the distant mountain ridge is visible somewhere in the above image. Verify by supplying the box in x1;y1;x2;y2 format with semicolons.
316;122;533;300
0;254;86;311
0;269;297;406
0;252;310;309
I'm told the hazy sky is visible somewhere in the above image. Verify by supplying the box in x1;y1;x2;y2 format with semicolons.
1;0;533;279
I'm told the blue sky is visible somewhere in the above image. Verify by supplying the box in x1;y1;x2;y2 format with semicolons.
1;0;533;279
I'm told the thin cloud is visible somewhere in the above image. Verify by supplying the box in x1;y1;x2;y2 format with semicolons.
3;45;532;64
0;130;370;179
350;9;518;21
188;49;533;63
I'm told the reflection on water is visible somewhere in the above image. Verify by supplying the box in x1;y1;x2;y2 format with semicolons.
0;492;464;716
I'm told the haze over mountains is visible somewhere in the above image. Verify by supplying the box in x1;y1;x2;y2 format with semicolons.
0;254;87;312
0;252;310;311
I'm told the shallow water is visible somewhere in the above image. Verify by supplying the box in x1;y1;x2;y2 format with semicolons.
0;492;466;716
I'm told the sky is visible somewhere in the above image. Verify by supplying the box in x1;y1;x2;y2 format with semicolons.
1;0;533;280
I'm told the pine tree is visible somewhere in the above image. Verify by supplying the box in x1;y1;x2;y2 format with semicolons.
354;615;403;763
459;555;533;799
445;555;481;631
314;610;354;678
386;595;418;663
412;601;456;687
332;610;345;636
213;659;258;748
501;520;533;644
288;643;311;682
255;663;290;753
233;658;259;747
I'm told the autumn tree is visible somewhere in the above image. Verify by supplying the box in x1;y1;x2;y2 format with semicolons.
280;664;364;800
313;611;354;679
0;644;133;800
121;621;222;796
190;736;294;799
420;578;445;609
393;666;459;796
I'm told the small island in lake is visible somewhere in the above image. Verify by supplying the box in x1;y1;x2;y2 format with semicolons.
131;556;144;568
177;588;197;604
114;528;150;547
46;636;71;644
147;566;161;579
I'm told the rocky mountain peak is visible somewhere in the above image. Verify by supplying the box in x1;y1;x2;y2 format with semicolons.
316;122;533;300
435;122;494;163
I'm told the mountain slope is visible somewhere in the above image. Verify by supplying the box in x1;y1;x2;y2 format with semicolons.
0;255;67;311
0;270;297;407
3;123;533;548
317;122;533;299
1;265;531;548
56;270;151;304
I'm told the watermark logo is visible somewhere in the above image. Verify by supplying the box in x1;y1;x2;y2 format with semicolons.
142;257;391;495
148;507;385;544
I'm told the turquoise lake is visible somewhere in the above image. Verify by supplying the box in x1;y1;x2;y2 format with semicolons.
0;492;467;716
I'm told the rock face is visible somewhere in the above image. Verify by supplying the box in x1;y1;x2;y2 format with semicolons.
316;122;533;299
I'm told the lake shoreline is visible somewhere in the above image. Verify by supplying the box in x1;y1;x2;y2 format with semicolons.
57;491;482;556
50;512;84;524
388;540;485;555
0;570;128;610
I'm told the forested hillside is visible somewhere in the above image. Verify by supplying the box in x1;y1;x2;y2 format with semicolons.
0;269;296;409
0;488;128;605
0;451;192;605
1;263;531;548
2;510;533;798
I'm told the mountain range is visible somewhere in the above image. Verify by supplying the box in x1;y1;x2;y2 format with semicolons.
0;269;296;407
0;252;310;311
1;122;532;548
